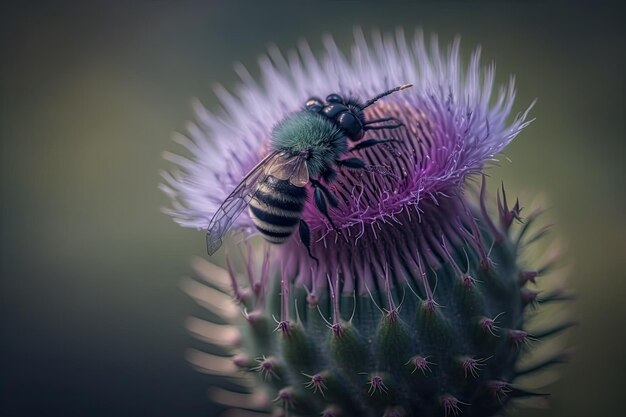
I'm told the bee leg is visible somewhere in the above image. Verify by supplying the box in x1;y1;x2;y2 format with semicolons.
311;179;342;236
348;138;398;152
312;179;339;207
364;124;404;131
337;157;397;179
335;157;366;170
363;116;405;131
321;167;337;183
364;116;401;125
298;220;319;265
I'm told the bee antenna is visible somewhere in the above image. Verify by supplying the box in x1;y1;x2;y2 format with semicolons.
359;83;413;110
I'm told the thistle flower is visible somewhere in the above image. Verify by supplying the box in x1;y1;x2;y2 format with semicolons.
162;29;571;417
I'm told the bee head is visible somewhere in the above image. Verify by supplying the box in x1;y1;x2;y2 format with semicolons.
305;93;366;141
304;84;412;142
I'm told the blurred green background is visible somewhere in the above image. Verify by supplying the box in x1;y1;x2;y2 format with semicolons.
1;1;624;416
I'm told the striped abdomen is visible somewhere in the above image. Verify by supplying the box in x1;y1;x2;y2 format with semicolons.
248;176;307;244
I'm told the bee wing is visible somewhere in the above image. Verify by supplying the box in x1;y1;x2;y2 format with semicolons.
206;150;284;255
266;153;309;187
289;156;310;187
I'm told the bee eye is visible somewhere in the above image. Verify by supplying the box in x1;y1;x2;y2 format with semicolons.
338;112;362;138
326;93;343;104
305;98;323;112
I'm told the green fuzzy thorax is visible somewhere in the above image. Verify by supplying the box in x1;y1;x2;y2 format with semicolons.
271;112;347;179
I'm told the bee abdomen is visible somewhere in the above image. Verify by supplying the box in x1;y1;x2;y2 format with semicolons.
249;177;307;244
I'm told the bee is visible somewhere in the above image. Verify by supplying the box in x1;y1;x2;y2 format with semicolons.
206;83;412;258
